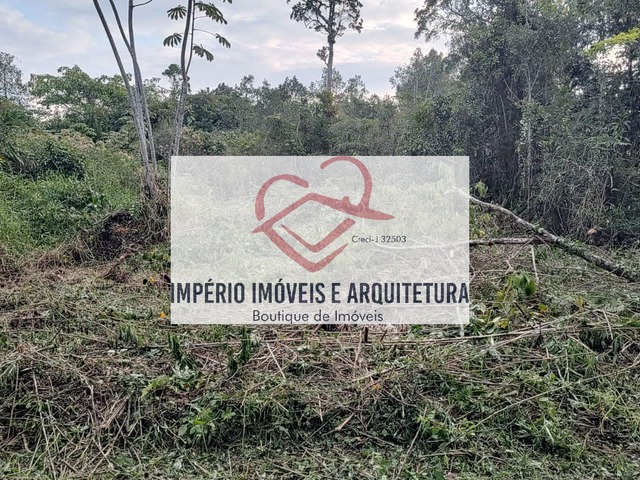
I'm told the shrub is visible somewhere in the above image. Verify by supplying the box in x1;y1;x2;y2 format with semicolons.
0;173;105;247
10;132;85;179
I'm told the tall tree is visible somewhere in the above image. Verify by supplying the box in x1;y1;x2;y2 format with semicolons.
412;0;639;238
414;0;578;203
162;63;182;96
92;0;158;198
286;0;363;93
583;0;640;153
30;66;129;139
391;49;451;102
0;52;25;104
164;1;231;156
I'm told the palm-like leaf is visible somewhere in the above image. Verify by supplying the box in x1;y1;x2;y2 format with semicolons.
192;44;214;61
167;5;187;20
215;34;231;48
163;33;183;47
195;2;227;24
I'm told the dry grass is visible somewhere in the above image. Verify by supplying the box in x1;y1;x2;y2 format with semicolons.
1;234;640;479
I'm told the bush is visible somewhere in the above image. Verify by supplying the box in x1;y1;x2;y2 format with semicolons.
0;173;106;248
0;193;34;254
82;146;141;213
0;98;31;142
0;135;143;253
9;132;85;179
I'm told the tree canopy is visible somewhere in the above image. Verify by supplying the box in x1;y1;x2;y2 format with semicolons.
287;0;363;93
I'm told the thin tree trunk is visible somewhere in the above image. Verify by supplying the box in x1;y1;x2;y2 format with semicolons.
127;0;157;170
94;0;156;198
172;82;188;157
326;1;336;93
524;81;533;209
171;0;194;157
327;40;334;93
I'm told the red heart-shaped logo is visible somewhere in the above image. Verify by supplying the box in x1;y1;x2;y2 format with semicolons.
252;156;394;272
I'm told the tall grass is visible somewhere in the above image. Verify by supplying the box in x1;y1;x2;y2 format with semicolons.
0;135;142;254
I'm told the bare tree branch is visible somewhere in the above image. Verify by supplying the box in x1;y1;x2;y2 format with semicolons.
469;194;640;282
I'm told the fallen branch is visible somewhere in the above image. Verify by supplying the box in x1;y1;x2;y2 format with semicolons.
469;195;640;283
470;237;545;246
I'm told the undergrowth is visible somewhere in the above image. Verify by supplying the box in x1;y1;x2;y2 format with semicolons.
1;222;639;478
0;139;141;254
0;154;639;478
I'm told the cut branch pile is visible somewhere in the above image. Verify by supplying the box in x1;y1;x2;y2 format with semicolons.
469;195;640;283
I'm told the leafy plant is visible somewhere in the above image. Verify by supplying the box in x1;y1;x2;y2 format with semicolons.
416;408;454;446
168;333;199;370
178;402;236;447
227;327;255;375
469;271;541;334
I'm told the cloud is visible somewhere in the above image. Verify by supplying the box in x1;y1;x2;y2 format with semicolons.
0;0;441;95
0;4;94;68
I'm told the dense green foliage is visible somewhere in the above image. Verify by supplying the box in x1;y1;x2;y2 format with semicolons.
0;98;141;252
30;66;130;140
4;0;638;245
412;0;640;240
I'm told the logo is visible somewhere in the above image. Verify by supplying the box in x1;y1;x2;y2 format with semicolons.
252;156;394;272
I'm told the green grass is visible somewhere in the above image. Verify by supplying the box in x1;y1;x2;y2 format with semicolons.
0;160;639;478
0;142;141;253
1;227;639;478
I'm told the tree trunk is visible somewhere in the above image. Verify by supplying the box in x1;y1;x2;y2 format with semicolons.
94;0;156;198
132;94;155;198
469;194;640;283
127;0;157;170
523;80;533;209
171;0;194;157
172;81;188;156
326;1;336;94
327;38;334;93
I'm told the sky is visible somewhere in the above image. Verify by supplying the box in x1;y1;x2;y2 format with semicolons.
0;0;446;96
